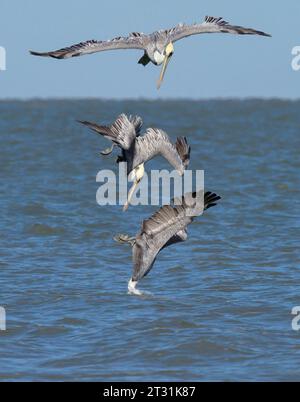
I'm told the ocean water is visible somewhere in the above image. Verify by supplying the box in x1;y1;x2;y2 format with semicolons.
0;99;300;382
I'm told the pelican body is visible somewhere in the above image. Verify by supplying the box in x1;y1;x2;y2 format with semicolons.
115;191;221;295
79;114;190;211
30;16;271;88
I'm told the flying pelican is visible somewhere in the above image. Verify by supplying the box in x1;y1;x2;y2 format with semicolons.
78;114;190;211
114;191;221;295
30;16;271;89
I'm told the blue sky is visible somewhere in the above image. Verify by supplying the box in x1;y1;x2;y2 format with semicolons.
0;0;299;99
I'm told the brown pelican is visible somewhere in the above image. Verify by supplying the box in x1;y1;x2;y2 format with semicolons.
78;114;190;211
30;16;271;88
114;191;221;295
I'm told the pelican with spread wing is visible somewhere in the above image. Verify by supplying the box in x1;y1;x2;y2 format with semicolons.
78;114;190;211
30;16;271;88
115;191;221;295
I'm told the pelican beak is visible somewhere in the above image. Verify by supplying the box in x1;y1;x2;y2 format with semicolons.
157;43;174;89
123;164;145;212
123;180;139;212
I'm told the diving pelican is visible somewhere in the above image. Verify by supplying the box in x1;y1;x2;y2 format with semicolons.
114;191;221;295
30;16;271;88
78;114;190;211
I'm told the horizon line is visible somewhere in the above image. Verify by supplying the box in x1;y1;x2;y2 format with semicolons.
0;96;299;102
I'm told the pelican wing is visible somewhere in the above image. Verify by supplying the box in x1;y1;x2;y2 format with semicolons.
132;230;187;282
173;191;221;215
165;229;188;247
134;128;190;174
30;33;147;59
132;191;221;281
132;205;192;281
168;16;271;43
79;114;142;150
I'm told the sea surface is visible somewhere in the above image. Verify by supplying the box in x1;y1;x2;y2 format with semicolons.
0;99;300;382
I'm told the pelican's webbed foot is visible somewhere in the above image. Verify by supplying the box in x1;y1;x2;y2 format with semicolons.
138;53;151;66
100;144;115;156
114;234;136;247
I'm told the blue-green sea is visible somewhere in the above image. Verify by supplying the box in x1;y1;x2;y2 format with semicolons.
0;99;299;381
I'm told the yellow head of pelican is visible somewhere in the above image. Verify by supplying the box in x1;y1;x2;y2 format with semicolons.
157;42;174;89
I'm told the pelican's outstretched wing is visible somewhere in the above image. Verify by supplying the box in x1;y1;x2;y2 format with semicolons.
168;16;271;43
134;128;190;174
30;33;148;59
79;114;142;150
132;191;221;282
142;205;188;237
173;191;221;213
132;206;191;282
